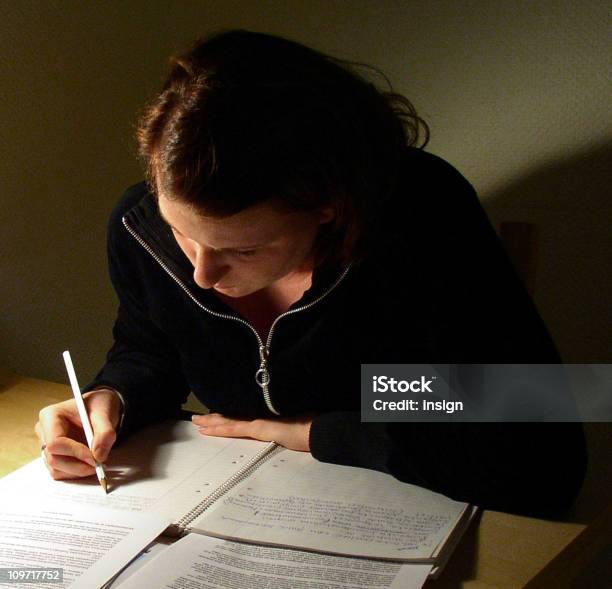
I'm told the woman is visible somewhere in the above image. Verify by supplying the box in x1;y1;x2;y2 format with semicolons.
36;30;586;517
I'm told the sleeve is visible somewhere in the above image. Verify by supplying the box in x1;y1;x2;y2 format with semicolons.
84;189;191;438
310;154;588;518
310;415;587;518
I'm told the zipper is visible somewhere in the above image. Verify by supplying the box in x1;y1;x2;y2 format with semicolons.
122;216;351;416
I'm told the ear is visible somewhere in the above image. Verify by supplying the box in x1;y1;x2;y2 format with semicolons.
317;206;335;224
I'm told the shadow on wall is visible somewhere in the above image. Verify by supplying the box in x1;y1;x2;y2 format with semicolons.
483;139;612;365
483;140;612;524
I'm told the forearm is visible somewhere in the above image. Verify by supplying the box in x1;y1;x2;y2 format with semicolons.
84;305;191;438
85;352;189;438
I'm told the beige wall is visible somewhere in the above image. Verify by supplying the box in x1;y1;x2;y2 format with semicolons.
1;0;610;385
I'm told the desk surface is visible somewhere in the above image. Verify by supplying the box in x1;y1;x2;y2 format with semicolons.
0;370;607;588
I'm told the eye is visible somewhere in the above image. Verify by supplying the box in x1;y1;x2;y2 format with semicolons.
233;249;258;258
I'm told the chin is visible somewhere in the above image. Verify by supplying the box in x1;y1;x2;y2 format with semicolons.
214;285;251;297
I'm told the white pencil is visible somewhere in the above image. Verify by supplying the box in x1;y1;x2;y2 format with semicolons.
62;350;108;493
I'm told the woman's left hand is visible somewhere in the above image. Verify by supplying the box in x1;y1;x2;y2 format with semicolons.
192;413;313;452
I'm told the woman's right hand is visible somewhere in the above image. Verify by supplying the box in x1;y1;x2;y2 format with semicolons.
34;388;122;480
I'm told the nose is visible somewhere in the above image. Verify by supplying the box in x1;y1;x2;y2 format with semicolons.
192;247;228;289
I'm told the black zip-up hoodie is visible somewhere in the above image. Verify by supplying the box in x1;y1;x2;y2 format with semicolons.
86;147;587;518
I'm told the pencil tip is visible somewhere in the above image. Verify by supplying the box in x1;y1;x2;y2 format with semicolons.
101;478;108;494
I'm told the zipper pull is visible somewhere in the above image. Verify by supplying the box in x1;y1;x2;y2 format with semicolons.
255;345;270;388
258;345;268;365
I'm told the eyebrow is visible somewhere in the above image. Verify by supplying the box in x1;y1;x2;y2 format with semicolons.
158;206;266;251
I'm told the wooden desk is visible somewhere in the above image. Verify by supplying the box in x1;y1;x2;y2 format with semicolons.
0;371;608;588
0;369;72;478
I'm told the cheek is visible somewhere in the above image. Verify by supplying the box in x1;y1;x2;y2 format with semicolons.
283;230;319;261
233;257;281;285
236;259;272;278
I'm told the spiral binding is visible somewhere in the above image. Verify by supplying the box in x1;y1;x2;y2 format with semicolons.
176;442;282;530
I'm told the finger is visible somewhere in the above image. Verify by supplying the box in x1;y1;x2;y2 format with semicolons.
197;419;255;439
89;411;117;463
197;417;279;442
38;401;83;442
47;469;86;481
38;405;97;472
37;423;82;480
44;452;97;479
192;413;231;426
45;436;97;466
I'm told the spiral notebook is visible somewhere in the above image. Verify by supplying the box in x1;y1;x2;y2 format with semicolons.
106;421;472;564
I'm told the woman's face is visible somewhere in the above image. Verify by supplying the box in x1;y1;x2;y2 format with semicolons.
157;195;333;298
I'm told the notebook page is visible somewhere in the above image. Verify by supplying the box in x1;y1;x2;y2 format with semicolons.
0;421;268;522
192;450;467;561
117;533;433;589
151;437;272;523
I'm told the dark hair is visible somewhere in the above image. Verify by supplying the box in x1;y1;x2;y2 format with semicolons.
136;29;429;265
